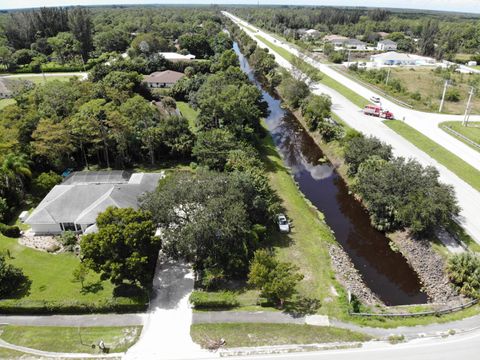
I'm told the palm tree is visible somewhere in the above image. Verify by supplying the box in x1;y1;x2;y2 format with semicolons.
1;153;32;192
447;253;480;298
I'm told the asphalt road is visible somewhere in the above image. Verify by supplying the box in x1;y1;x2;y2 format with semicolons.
223;11;480;244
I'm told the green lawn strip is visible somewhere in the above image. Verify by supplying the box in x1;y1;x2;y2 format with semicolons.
384;120;480;192
6;75;79;84
176;101;198;132
0;234;145;311
0;98;16;110
439;121;480;153
254;35;368;108
260;123;348;318
243;24;257;33
191;323;371;348
0;325;141;353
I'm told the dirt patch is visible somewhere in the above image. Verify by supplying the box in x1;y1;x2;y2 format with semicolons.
328;244;382;306
389;231;466;306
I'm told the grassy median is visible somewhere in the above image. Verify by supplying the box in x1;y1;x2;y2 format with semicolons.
384;120;480;192
191;323;371;348
0;325;141;353
440;121;480;153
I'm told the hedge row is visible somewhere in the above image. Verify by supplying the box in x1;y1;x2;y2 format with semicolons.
0;224;20;238
189;291;239;309
0;299;148;315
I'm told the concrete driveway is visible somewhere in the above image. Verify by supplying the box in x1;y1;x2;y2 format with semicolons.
123;259;212;360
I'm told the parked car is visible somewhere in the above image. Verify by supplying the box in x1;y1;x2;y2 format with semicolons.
277;214;290;233
370;96;381;103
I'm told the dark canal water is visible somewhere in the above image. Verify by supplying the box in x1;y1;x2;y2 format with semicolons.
233;42;427;305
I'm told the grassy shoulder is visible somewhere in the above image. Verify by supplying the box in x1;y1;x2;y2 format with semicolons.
0;325;141;353
0;98;15;110
191;323;371;348
384;120;480;192
260;123;348;318
0;234;146;313
254;34;368;108
176;101;198;132
439;121;480;153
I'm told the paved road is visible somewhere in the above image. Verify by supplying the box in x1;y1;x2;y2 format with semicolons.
123;259;211;360
0;72;88;80
0;313;145;327
193;311;305;325
223;11;480;244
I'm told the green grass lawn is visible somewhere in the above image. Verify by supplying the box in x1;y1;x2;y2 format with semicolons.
0;325;141;353
0;98;16;110
440;121;480;153
176;101;198;132
5;74;80;84
254;35;368;108
260;123;348;318
0;234;146;312
191;323;371;348
384;120;480;192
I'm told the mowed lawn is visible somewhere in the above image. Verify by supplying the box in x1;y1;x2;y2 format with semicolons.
176;101;198;132
254;34;368;108
191;323;371;348
440;121;480;152
384;120;480;192
0;325;141;353
260;126;348;318
0;234;143;310
0;98;16;110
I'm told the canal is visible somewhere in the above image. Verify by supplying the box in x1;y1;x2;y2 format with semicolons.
233;42;427;305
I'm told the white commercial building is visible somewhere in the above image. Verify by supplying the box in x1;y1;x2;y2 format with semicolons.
370;51;436;66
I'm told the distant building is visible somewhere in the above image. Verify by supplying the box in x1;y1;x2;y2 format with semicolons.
143;70;185;88
0;79;13;99
370;51;435;66
25;171;164;235
377;32;390;39
303;29;321;40
343;39;367;50
377;39;398;51
323;34;349;47
159;52;196;62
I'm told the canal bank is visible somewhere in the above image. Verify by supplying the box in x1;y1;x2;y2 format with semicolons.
232;41;428;307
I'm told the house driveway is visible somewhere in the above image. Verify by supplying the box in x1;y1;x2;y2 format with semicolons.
123;259;212;360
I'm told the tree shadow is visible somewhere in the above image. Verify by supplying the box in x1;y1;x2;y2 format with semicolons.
113;283;147;301
80;281;104;295
283;296;321;318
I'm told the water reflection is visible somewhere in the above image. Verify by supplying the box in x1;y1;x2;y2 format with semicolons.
233;42;427;305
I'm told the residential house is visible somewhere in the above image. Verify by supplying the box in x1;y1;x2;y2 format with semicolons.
323;34;349;47
344;39;367;50
370;51;435;66
143;70;185;88
25;171;164;235
303;29;321;40
377;39;398;51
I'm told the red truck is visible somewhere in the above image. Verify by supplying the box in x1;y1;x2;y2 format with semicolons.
363;104;394;119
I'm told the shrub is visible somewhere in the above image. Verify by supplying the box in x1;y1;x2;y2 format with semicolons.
447;253;480;299
189;291;239;309
60;231;77;248
410;91;422;101
0;224;21;238
0;198;8;223
445;88;461;102
0;255;30;298
200;268;225;291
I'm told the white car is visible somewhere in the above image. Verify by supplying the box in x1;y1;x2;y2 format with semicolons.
370;96;381;104
277;214;290;233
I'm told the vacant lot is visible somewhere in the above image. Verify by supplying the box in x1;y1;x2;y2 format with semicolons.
348;67;480;114
0;325;141;353
191;323;371;348
0;98;15;110
176;101;198;132
440;121;480;152
0;234;146;312
3;74;81;84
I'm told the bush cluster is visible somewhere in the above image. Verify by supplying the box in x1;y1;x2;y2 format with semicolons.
0;224;21;238
189;291;239;309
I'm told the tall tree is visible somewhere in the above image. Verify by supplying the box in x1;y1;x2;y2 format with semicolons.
68;7;93;62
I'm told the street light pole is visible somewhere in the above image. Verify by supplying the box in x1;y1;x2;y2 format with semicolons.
463;87;475;126
439;80;449;113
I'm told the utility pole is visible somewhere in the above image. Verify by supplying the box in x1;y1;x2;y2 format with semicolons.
385;67;391;85
439;79;449;113
463;87;475;126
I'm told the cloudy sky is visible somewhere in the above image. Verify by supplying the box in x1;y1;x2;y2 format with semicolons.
1;0;479;14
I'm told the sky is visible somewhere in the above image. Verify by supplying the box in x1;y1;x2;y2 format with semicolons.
0;0;479;14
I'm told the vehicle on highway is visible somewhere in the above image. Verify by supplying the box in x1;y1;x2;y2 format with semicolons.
363;104;394;119
277;214;290;233
370;96;381;103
